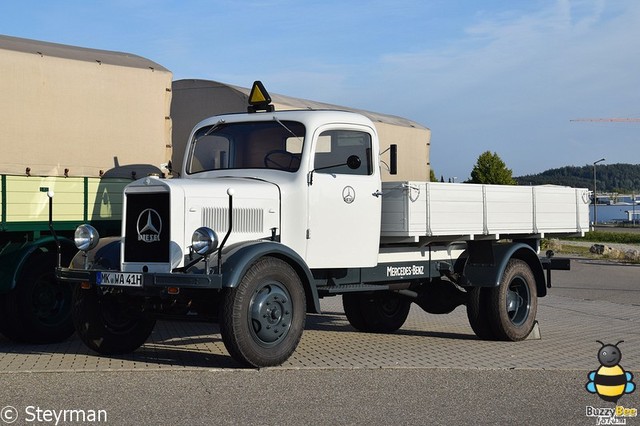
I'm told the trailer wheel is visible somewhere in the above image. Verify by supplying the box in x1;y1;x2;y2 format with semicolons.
466;287;497;340
342;292;411;333
219;257;306;367
0;252;74;344
488;259;538;341
72;286;155;355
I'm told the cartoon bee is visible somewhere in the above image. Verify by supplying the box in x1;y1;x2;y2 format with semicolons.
586;340;635;403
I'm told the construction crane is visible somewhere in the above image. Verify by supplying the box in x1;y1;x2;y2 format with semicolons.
570;118;640;122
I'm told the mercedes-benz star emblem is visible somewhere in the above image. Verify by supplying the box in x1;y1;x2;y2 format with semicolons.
342;186;356;204
137;208;162;242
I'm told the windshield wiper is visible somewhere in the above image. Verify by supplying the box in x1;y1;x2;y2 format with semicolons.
203;119;225;136
273;116;303;145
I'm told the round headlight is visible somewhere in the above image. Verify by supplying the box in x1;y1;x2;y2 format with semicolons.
191;227;219;256
74;224;100;251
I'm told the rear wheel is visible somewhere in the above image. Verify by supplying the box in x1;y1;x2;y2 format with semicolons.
343;291;411;333
0;252;74;343
72;286;155;354
488;259;537;341
466;287;497;340
219;257;306;367
467;259;538;341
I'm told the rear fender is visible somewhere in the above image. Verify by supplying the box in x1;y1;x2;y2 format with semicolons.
463;242;547;297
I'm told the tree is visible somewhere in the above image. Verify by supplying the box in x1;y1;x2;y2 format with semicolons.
429;168;438;182
469;151;516;185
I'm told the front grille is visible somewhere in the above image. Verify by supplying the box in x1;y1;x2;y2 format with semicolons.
202;207;264;234
124;192;170;263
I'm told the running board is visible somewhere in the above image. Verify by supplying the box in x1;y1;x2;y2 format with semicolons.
316;284;390;296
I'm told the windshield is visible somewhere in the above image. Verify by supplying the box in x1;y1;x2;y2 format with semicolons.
187;120;306;174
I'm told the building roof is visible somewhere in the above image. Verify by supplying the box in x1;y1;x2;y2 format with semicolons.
0;34;169;72
173;79;428;130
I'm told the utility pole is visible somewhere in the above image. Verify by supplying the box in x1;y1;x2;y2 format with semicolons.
593;158;605;227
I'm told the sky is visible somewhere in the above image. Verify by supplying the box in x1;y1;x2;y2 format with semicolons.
2;0;639;181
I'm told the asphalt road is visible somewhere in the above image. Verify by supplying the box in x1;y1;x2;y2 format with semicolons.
0;257;639;426
0;369;605;425
551;257;640;305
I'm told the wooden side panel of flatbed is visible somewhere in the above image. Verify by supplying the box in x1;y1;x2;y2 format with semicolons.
381;181;590;240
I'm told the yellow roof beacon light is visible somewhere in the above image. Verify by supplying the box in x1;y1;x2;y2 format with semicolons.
248;80;275;113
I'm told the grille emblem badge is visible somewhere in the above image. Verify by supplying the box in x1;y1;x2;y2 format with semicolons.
137;209;162;242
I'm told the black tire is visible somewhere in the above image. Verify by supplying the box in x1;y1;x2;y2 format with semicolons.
342;291;411;333
72;285;155;355
466;287;497;340
219;257;306;367
0;252;74;344
487;259;538;341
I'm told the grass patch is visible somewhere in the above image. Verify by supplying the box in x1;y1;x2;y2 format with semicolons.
567;231;640;245
548;242;640;263
553;244;592;257
544;238;640;264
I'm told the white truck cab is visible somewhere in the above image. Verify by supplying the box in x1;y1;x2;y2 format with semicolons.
183;108;382;268
58;81;589;367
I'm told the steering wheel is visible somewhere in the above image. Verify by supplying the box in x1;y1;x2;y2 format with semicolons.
264;150;300;171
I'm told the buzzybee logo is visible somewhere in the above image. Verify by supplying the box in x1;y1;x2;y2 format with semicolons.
136;208;162;243
586;341;635;403
585;340;637;425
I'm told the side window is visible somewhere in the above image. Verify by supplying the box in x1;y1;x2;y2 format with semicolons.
314;130;372;175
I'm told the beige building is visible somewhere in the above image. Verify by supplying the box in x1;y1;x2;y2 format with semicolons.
0;34;429;182
0;34;172;179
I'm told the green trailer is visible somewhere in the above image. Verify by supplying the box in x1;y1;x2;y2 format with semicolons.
0;175;131;342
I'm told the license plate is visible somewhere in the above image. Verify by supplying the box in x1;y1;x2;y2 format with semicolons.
98;272;143;287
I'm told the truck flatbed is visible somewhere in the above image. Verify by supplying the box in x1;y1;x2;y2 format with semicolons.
381;181;589;243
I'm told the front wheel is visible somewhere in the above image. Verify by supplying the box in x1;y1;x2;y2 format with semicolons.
219;257;306;367
343;291;411;333
488;259;538;341
72;286;156;355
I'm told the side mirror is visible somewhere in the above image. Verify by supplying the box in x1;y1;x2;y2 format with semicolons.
347;155;361;170
390;144;397;175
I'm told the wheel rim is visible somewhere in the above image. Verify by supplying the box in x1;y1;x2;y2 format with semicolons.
380;295;403;317
99;295;142;332
505;276;530;326
31;273;70;326
249;282;292;347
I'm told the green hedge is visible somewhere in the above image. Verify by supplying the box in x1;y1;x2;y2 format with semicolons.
571;231;640;245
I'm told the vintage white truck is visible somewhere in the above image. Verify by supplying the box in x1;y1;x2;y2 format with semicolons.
57;82;590;367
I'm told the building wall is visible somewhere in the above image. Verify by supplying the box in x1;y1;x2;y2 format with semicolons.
0;39;172;178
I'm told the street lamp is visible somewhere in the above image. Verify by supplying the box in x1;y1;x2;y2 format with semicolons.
593;158;605;227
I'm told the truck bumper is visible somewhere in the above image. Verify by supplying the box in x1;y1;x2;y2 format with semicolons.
55;267;223;290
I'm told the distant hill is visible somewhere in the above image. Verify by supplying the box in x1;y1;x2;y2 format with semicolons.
515;163;640;192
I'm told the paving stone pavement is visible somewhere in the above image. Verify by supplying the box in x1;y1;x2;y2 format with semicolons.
1;294;638;373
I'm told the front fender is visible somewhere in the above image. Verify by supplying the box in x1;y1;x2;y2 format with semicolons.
463;242;546;297
69;237;121;270
221;241;321;313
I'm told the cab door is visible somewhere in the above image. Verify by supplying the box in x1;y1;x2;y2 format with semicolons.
305;126;381;268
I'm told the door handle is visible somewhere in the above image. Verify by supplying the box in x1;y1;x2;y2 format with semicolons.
372;190;383;198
